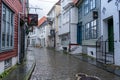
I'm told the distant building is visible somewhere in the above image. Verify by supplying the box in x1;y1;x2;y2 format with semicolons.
38;16;48;47
74;0;101;56
0;0;28;74
59;0;78;51
47;0;61;49
28;27;38;47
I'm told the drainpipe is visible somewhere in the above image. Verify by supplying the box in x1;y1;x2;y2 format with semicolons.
69;5;73;52
18;0;27;64
69;9;71;52
18;12;21;64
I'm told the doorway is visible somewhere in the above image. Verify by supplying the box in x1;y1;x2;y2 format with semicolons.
77;22;82;45
107;18;114;53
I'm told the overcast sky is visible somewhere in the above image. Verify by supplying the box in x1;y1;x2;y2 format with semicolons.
29;0;59;19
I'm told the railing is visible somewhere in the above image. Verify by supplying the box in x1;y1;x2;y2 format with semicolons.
96;35;116;64
96;35;104;63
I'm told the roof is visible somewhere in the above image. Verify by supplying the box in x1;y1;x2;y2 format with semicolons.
38;16;47;27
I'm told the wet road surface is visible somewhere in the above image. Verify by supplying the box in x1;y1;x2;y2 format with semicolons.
30;48;120;80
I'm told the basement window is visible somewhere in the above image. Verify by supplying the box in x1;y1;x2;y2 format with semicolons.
4;58;12;69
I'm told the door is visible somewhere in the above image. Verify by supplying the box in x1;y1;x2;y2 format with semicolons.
108;18;114;53
77;22;82;45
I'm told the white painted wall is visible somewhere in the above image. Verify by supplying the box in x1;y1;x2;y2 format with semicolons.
0;61;4;74
87;47;96;58
12;57;17;66
101;0;120;65
70;24;77;43
70;7;78;44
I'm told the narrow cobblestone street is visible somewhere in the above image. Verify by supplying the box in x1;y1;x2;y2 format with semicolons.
30;48;120;80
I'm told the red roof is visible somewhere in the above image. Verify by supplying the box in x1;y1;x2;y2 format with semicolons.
38;16;47;27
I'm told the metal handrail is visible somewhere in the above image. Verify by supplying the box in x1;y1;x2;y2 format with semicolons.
96;35;115;64
96;35;103;42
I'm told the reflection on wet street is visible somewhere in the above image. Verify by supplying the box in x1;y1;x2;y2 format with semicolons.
30;48;120;80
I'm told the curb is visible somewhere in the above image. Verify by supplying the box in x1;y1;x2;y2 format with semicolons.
24;60;36;80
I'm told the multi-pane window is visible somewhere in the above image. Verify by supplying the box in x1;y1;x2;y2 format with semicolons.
78;6;82;20
91;20;97;39
4;58;12;69
85;23;90;40
84;20;97;40
83;0;96;15
1;4;14;49
90;0;96;10
84;0;89;15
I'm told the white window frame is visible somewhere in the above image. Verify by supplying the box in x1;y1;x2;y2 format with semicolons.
84;0;89;15
1;4;14;50
90;0;96;10
91;20;97;39
85;23;90;40
84;20;97;40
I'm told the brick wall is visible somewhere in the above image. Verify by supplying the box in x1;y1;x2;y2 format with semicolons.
0;0;25;61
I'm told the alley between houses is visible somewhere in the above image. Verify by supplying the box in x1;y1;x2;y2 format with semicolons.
30;48;120;80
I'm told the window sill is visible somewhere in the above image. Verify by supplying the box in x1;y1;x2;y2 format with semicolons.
0;48;14;53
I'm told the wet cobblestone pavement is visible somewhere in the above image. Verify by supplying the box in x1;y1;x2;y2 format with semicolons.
30;48;120;80
2;48;35;80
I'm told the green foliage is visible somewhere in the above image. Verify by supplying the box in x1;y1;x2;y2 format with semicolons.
0;65;17;79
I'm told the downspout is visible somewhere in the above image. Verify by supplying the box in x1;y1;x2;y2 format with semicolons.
18;12;21;64
69;9;71;52
18;0;25;64
69;5;73;52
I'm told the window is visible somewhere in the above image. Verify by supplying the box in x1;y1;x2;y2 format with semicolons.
78;6;82;20
90;0;96;10
1;4;14;49
84;20;97;40
85;23;90;39
91;20;97;39
84;0;96;15
84;0;89;15
4;58;12;69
